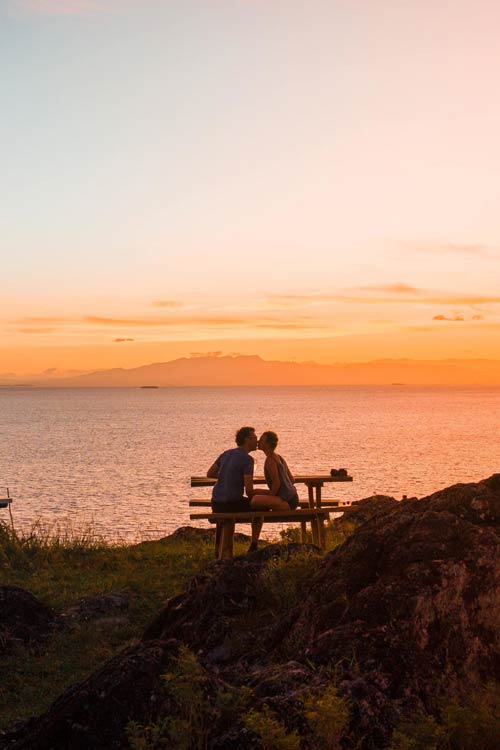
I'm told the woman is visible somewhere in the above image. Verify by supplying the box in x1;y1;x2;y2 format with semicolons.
250;431;299;511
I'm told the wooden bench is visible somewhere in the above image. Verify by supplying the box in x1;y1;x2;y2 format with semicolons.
1;489;13;527
190;473;354;558
1;488;12;509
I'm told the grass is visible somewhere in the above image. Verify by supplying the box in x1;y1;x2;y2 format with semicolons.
0;521;234;729
0;517;348;731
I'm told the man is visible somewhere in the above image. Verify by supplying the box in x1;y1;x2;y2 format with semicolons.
207;426;263;558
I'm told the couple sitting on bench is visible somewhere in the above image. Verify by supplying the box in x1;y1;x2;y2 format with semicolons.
207;425;298;554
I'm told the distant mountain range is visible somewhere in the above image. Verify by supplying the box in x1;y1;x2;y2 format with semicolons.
4;354;500;386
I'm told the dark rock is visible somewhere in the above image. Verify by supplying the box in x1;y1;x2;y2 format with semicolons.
60;591;133;628
0;586;55;652
143;543;317;662
134;525;251;545
280;474;500;745
0;639;180;750
335;494;399;530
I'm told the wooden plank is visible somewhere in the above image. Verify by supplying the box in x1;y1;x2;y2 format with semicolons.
190;507;357;521
190;511;331;522
191;474;353;487
190;511;330;518
188;499;350;508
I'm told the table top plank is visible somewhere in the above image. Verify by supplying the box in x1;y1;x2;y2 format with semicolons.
191;474;352;487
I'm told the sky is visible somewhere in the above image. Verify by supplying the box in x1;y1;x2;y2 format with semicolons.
1;0;500;378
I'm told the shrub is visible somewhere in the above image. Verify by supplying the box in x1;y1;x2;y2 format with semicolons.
244;705;301;750
389;713;444;750
303;686;350;749
389;682;500;750
259;549;321;611
441;682;500;750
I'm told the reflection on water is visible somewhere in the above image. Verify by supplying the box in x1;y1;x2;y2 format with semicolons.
0;386;498;540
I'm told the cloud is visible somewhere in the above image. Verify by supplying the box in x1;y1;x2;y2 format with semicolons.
405;326;436;333
84;314;324;329
114;338;135;343
189;351;223;358
255;322;326;330
151;300;183;309
16;316;75;323
17;327;56;334
354;283;422;294
433;315;465;322
267;292;500;307
472;314;484;321
84;315;252;327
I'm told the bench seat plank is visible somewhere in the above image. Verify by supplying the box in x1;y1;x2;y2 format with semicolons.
188;499;353;507
190;509;330;521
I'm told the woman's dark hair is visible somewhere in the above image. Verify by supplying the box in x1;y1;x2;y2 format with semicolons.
261;430;278;449
235;426;255;446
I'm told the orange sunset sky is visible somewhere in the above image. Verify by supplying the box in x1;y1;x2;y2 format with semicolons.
2;0;500;383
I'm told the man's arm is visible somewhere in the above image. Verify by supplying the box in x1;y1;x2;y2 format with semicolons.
207;460;220;479
244;473;254;499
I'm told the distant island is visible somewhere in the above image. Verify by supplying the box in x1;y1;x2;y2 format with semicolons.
2;353;500;387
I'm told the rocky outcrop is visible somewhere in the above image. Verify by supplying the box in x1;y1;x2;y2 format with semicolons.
338;494;399;528
133;525;251;546
2;476;500;749
144;542;317;663
60;591;133;629
281;476;500;745
0;640;180;750
0;586;55;652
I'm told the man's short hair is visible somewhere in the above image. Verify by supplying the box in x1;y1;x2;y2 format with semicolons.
235;426;255;446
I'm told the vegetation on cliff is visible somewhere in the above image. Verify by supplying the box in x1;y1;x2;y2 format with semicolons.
1;476;500;749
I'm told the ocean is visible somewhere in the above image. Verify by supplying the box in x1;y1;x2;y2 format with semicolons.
0;386;498;540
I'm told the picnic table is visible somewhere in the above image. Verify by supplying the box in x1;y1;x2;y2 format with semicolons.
189;473;354;557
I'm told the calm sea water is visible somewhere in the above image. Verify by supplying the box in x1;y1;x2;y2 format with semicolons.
0;386;498;541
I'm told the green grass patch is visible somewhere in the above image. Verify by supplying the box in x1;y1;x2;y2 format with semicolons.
0;521;222;728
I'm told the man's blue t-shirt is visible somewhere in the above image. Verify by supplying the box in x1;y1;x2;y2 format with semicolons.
211;448;254;504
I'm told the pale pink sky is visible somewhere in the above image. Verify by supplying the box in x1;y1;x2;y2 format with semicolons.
1;0;500;375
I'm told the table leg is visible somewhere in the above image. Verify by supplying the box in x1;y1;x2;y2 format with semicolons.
316;484;322;506
215;523;222;559
300;521;307;544
308;485;319;546
316;485;326;549
318;515;326;550
219;521;235;560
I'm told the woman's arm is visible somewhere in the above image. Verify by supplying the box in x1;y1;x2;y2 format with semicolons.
265;456;281;496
